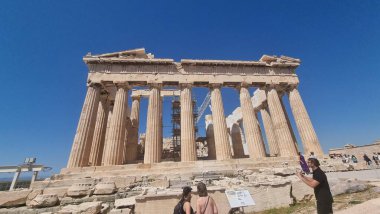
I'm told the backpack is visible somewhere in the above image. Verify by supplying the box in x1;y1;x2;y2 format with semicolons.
173;200;184;214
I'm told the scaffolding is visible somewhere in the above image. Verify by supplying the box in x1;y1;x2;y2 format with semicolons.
171;97;198;160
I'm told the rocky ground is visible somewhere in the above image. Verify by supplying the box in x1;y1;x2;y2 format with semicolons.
254;185;380;214
0;162;379;214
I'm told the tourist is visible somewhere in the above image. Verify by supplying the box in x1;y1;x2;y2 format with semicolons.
363;154;372;165
351;155;358;163
298;152;310;174
296;158;333;214
372;153;379;165
196;182;218;214
173;186;195;214
309;152;316;159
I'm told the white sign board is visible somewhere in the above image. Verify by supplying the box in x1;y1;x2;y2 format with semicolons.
225;189;255;208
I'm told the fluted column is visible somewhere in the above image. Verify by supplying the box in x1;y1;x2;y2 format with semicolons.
260;104;280;156
288;86;323;155
125;96;140;163
210;84;232;160
144;84;162;164
89;96;109;166
279;96;299;152
230;123;245;158
101;102;113;165
266;86;298;157
102;83;129;166
67;83;101;168
239;85;266;158
180;84;197;162
205;115;216;160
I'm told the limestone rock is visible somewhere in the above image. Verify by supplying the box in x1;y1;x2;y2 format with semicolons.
109;208;132;214
94;182;116;195
67;183;94;197
150;179;169;189
273;167;296;176
114;197;136;209
26;189;43;204
291;180;314;202
43;187;68;198
371;186;380;193
59;201;102;214
244;183;293;212
0;190;31;207
102;177;136;189
100;203;110;214
330;179;367;196
27;194;59;208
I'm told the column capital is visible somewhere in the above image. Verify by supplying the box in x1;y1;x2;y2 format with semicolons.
131;95;141;100
87;81;102;88
236;82;251;91
114;81;131;89
287;84;299;91
179;83;193;89
209;83;222;89
148;83;162;89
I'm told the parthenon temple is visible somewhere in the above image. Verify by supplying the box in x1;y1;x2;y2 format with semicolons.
67;48;323;169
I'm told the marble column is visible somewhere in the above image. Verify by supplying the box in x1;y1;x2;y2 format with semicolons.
144;84;162;164
260;104;280;156
210;84;232;160
89;96;109;166
205;115;216;160
239;85;266;158
180;84;197;162
231;123;245;158
288;86;323;155
125;96;140;163
279;96;299;152
102;83;129;166
101;102;114;165
266;86;298;157
67;83;100;168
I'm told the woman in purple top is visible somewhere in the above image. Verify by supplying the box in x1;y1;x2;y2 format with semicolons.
299;152;310;174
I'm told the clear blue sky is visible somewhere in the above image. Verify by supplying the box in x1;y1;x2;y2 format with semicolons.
0;1;379;176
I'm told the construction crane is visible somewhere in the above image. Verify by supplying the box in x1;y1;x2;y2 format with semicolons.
196;91;211;124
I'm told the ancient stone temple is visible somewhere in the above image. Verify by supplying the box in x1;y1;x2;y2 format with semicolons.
66;48;323;170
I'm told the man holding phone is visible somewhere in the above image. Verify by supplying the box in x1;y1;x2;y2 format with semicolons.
296;158;334;214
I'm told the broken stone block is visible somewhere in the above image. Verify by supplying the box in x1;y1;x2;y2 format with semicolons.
109;208;132;214
27;194;59;208
291;180;314;202
43;187;68;198
94;182;116;195
102;177;136;189
58;201;102;214
150;179;169;189
114;197;136;209
67;183;94;197
330;179;368;196
26;189;43;204
0;190;31;207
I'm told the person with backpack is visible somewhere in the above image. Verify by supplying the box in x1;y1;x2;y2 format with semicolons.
196;182;218;214
173;186;195;214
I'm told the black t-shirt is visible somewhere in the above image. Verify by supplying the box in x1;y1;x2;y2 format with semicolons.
312;167;333;203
